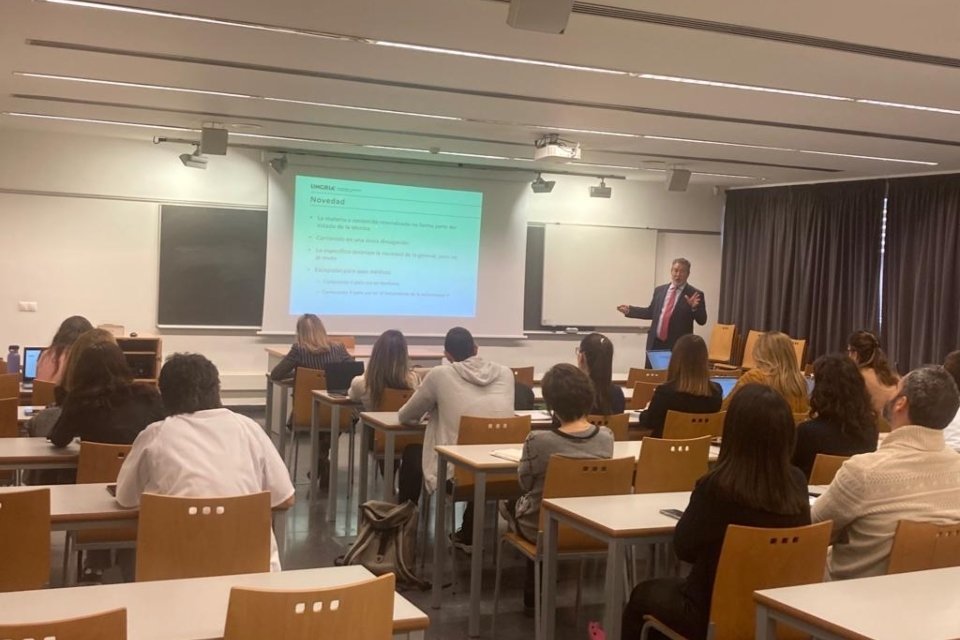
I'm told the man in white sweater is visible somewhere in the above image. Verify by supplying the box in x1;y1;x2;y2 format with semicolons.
812;365;960;579
397;326;514;548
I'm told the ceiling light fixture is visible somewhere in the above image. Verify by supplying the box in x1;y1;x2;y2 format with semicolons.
1;111;195;132
531;173;556;194
589;178;612;198
634;73;851;102
568;161;639;171
179;145;207;169
855;99;960;117
531;125;639;138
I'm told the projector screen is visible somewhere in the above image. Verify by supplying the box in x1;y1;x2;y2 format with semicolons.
262;161;527;337
290;176;483;317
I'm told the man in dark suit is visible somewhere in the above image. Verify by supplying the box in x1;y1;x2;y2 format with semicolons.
617;258;707;353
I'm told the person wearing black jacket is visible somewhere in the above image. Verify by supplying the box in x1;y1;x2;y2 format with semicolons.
621;384;811;640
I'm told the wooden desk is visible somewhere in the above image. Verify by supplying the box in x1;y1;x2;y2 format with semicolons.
357;412;427;509
754;567;960;640
0;566;429;639
17;405;45;425
540;493;688;640
311;390;361;519
533;386;634;403
0;483;136;531
0;437;79;472
264;375;293;455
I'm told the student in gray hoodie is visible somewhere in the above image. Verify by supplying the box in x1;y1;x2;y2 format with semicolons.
397;326;515;547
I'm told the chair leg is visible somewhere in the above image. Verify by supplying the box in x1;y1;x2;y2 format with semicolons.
292;435;301;482
574;559;584;623
346;422;356;488
492;536;506;636
534;555;542;640
61;532;72;586
417;489;429;573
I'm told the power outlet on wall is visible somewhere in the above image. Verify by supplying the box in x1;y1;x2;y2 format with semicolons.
18;301;38;312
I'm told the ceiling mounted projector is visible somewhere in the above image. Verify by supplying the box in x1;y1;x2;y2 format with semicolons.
531;174;556;194
590;178;612;198
179;146;208;169
534;133;581;161
507;0;574;33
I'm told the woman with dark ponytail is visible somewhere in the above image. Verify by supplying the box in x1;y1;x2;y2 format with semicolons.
576;332;625;415
846;330;899;415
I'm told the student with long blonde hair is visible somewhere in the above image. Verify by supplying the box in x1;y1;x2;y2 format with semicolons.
269;314;353;381
724;331;810;413
348;329;420;411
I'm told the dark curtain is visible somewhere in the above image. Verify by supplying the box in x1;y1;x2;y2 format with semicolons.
720;180;885;364
883;174;960;371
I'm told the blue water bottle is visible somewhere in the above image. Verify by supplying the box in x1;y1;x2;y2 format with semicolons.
6;345;20;375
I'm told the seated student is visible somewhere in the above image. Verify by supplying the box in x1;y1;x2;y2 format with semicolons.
348;329;420;411
117;353;295;571
943;351;960;451
270;313;353;480
622;384;811;640
724;331;810;414
847;330;899;416
812;366;960;580
577;332;625;415
35;315;93;385
397;326;514;549
638;334;722;438
48;342;164;448
793;354;878;478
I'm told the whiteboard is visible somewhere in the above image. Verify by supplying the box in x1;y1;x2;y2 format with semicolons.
541;224;658;327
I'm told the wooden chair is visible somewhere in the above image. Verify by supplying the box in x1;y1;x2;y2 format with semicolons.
135;492;272;582
877;415;892;433
511;366;535;387
373;388;419;457
223;574;394;640
627;368;668;386
707;324;737;365
0;608;127;639
0;397;17;438
627;381;659;411
0;488;51;592
887;519;960;575
0;372;18;399
65;443;136;583
450;415;532;503
634;436;711;493
289;367;352;476
641;521;832;640
493;455;636;639
329;335;357;350
791;338;807;369
739;330;762;370
662;410;725;440
587;413;629;441
31;379;57;406
808;453;849;485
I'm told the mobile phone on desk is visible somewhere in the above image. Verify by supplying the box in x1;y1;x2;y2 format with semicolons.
659;508;684;521
106;484;117;497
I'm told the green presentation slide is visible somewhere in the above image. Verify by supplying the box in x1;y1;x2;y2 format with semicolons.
290;176;483;316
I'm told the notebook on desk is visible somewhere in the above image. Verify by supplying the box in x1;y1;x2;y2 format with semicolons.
490;448;523;463
324;361;365;395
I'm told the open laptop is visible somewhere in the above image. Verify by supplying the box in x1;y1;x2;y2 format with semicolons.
21;346;45;385
646;350;672;370
710;376;738;399
324;361;365;395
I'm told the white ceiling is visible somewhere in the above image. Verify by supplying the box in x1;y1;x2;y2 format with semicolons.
2;0;959;186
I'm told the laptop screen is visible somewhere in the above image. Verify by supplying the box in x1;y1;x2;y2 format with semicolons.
711;376;738;399
22;346;44;381
646;350;672;370
324;361;365;394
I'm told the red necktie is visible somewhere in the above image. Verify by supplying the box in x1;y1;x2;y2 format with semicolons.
658;286;678;342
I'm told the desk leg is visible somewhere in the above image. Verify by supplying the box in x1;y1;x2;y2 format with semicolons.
327;406;341;522
602;539;626;640
468;471;487;638
541;511;559;640
383;432;397;502
431;455;448;610
310;397;320;501
278;387;290;463
358;420;371;513
265;378;275;445
755;603;776;640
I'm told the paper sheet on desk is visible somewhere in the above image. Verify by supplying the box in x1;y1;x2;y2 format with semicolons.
515;410;553;421
490;448;523;462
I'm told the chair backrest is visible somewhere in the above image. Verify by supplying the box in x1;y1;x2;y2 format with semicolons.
0;397;17;438
627;382;659;411
135;492;272;582
662;410;725;440
887;520;960;575
626;368;668;386
378;388;415;412
877;415;892;433
510;366;535;387
790;338;807;369
586;413;629;441
77;442;134;484
808;453;849;485
31;379;57;406
0;372;18;399
292;367;326;428
0;608;127;640
223;574;394;640
739;330;763;369
708;324;737;363
634;436;711;493
0;489;51;592
541;455;636;550
329;335;357;350
374;388;418;454
710;521;832;639
455;415;532;486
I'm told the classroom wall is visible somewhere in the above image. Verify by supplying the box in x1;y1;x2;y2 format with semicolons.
0;127;724;399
